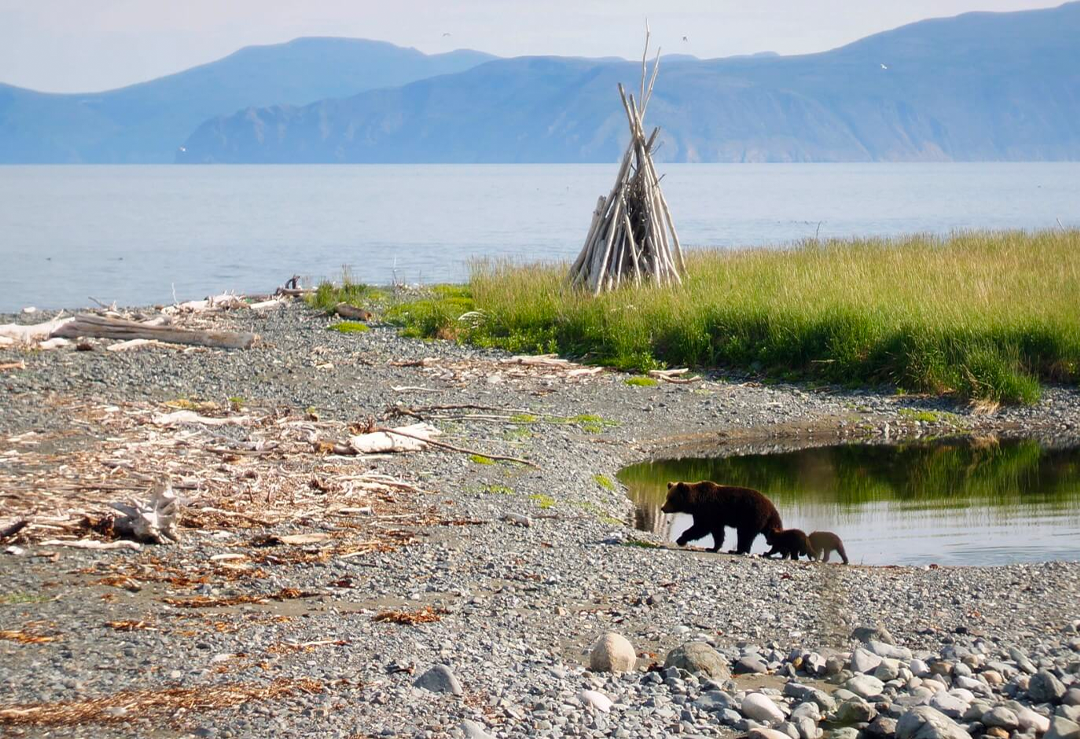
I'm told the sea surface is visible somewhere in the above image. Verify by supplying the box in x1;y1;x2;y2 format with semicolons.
1;162;1078;312
619;438;1080;567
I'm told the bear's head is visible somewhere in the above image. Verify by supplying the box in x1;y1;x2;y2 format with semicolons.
660;481;693;514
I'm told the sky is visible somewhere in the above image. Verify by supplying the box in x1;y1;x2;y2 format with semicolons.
0;0;1066;93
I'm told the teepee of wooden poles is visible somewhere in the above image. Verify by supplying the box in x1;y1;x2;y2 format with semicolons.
569;26;686;294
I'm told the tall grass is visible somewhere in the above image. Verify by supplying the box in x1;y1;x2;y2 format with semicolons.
389;230;1080;403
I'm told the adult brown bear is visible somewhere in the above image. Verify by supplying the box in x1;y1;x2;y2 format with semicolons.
661;481;782;554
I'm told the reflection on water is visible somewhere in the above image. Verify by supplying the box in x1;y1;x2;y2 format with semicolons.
618;438;1080;566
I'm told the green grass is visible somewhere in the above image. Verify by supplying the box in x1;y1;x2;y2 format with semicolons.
510;413;539;423
0;592;48;605
469;454;496;465
327;321;370;334
528;494;557;509
482;484;514;495
593;474;617;491
384;230;1080;404
622;537;660;549
306;269;380;313
624;376;659;387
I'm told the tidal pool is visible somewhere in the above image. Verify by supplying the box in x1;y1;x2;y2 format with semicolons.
618;437;1080;566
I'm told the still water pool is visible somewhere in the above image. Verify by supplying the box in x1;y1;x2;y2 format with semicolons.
618;437;1080;566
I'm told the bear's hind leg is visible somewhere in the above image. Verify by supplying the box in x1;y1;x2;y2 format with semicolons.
708;526;726;552
733;527;756;555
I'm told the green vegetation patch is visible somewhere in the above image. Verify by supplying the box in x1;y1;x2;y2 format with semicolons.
593;474;617;491
469;454;496;465
624;376;659;387
306;271;381;313
622;537;660;549
0;592;48;605
528;494;556;509
483;484;514;495
383;231;1080;403
327;321;370;334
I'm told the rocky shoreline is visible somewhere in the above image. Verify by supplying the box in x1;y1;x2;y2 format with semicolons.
1;301;1079;739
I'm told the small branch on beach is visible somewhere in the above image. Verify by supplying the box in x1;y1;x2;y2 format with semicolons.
375;426;540;469
0;520;29;540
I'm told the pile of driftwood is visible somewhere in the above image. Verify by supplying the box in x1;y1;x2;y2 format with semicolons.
569;27;685;293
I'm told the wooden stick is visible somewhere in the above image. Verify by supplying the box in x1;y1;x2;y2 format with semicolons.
642;47;662;116
375;427;539;469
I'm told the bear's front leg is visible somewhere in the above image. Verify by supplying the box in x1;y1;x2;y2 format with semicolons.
676;520;711;546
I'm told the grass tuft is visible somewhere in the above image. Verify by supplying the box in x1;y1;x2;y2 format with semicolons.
469;454;495;465
528;494;556;509
624;376;659;387
593;474;617;491
327;321;370;334
385;230;1080;404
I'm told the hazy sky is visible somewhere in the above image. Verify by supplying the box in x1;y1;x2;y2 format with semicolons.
0;0;1065;93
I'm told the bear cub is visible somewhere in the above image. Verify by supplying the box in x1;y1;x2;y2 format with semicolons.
808;530;849;564
661;481;782;554
763;527;814;560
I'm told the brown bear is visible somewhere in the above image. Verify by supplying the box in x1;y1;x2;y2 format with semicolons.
661;481;782;554
808;531;849;564
763;528;813;560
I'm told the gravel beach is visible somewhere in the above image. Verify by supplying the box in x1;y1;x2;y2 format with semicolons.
1;302;1078;739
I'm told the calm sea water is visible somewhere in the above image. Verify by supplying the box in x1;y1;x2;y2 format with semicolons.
618;438;1080;567
1;163;1078;312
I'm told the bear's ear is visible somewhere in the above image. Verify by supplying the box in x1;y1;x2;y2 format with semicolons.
667;481;675;490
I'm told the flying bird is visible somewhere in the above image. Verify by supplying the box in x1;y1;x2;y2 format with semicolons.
682;36;689;42
880;63;889;70
442;32;452;37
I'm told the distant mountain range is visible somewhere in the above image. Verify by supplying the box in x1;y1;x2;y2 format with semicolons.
0;38;494;163
4;3;1080;164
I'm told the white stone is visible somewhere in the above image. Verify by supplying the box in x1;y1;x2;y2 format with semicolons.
579;689;613;713
742;693;787;724
928;692;968;719
896;706;971;739
845;674;885;699
851;647;884;674
589;632;636;673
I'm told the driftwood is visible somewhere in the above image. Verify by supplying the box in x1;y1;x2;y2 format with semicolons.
0;316;72;344
0;520;28;540
51;314;257;349
376;426;540;469
39;539;142;551
110;483;180;545
569;24;685;293
348;422;441;454
335;303;373;321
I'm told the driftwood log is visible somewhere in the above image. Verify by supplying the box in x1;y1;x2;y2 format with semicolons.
51;314;257;349
569;23;685;293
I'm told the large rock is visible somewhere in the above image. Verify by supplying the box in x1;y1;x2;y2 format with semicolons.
867;641;913;661
928;692;969;719
1030;670;1068;704
874;659;901;682
866;716;899;739
981;706;1019;730
664;642;731;680
459;720;494;739
795;716;822;739
852;648;884;674
694;690;738;712
742;693;787;724
845;674;886;700
1005;701;1051;734
1066;689;1080;707
748;729;794;739
1046;716;1080;739
589;632;636;673
852;625;896;645
784;683;837;712
736;655;771;675
833;697;877;725
414;664;462;695
896;706;971;739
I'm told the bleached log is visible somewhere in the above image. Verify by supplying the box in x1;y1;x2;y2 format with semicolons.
107;339;168;352
349;422;441;454
38;338;71;350
0;317;74;345
52;314;257;349
110;482;180;544
39;539;142;551
151;411;252;427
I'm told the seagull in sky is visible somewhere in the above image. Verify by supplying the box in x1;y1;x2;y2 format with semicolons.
442;32;452;37
682;35;689;42
880;63;889;70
